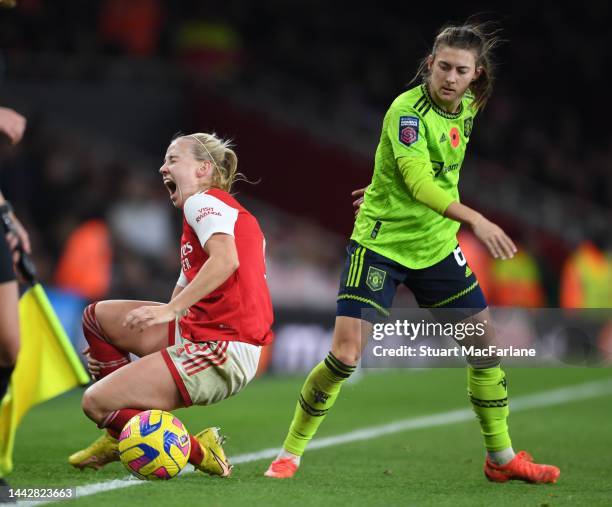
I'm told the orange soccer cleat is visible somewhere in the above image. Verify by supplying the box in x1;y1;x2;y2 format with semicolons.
264;457;299;479
484;451;560;484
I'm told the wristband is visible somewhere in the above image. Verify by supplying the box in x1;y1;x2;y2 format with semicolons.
0;201;13;216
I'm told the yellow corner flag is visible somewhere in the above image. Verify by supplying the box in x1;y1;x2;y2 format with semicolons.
0;284;90;476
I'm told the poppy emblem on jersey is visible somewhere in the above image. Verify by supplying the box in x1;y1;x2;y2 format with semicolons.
464;117;473;138
399;116;419;146
366;266;386;292
449;127;460;148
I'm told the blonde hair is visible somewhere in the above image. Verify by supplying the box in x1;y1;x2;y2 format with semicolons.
179;132;247;192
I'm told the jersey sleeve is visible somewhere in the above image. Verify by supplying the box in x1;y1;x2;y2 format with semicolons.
386;104;456;215
397;157;455;215
386;105;430;160
183;192;239;246
176;269;188;287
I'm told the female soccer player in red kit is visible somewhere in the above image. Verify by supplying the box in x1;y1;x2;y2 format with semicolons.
69;133;273;477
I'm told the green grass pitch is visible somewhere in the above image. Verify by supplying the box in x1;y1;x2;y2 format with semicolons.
8;367;612;506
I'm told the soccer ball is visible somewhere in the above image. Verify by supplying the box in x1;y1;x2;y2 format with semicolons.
118;410;191;480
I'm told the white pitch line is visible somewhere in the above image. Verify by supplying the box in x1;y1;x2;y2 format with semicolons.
19;377;612;506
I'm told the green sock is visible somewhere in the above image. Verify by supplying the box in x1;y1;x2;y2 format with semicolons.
283;352;356;456
467;365;512;452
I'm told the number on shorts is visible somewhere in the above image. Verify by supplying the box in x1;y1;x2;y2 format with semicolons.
453;246;467;266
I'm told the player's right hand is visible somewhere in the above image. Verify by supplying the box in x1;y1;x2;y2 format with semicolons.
351;187;367;217
0;107;26;145
471;216;517;260
82;346;102;379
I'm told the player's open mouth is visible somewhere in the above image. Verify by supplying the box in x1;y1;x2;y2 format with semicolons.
163;178;177;198
441;87;455;94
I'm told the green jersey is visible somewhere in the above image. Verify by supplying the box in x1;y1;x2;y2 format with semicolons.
351;84;478;269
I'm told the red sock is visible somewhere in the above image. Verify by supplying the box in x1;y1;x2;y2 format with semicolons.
100;408;141;438
83;303;130;380
188;434;204;465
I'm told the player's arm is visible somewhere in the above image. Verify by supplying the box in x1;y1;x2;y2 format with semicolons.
171;285;184;300
124;235;238;331
0;106;26;145
170;269;188;300
353;157;453;215
397;157;515;259
444;202;516;259
397;157;455;214
124;193;239;331
384;106;456;214
166;233;238;315
0;191;31;256
387;107;515;259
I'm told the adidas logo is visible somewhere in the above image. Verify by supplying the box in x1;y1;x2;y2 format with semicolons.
465;266;472;278
439;133;447;143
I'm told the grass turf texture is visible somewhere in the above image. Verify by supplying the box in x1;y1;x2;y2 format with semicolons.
8;367;612;506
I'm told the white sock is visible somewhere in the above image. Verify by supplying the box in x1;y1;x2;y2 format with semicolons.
277;449;301;466
488;447;515;465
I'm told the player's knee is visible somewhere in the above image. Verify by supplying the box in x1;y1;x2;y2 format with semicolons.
81;386;106;424
331;346;360;366
331;332;362;365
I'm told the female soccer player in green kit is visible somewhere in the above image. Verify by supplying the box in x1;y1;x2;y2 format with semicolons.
265;23;560;483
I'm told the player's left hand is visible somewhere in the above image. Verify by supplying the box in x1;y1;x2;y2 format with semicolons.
123;304;176;332
0;107;26;144
351;187;368;217
4;211;31;260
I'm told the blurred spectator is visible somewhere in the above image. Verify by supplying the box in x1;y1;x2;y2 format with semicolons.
1;1;610;315
107;170;174;260
54;219;112;300
458;229;493;301
490;248;545;307
98;0;163;56
560;241;612;308
175;15;242;79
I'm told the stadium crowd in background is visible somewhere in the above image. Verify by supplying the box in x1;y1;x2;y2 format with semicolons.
0;1;611;313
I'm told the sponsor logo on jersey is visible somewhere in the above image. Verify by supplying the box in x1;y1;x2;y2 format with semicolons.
432;160;459;177
464;117;473;137
196;206;222;223
439;133;447;143
449;127;461;148
399;116;419;146
181;242;193;256
181;241;193;272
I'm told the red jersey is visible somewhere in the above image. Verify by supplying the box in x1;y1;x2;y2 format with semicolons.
176;188;274;346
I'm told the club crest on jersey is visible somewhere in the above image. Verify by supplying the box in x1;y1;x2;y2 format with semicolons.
464;117;473;138
366;266;386;292
399;116;419;146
